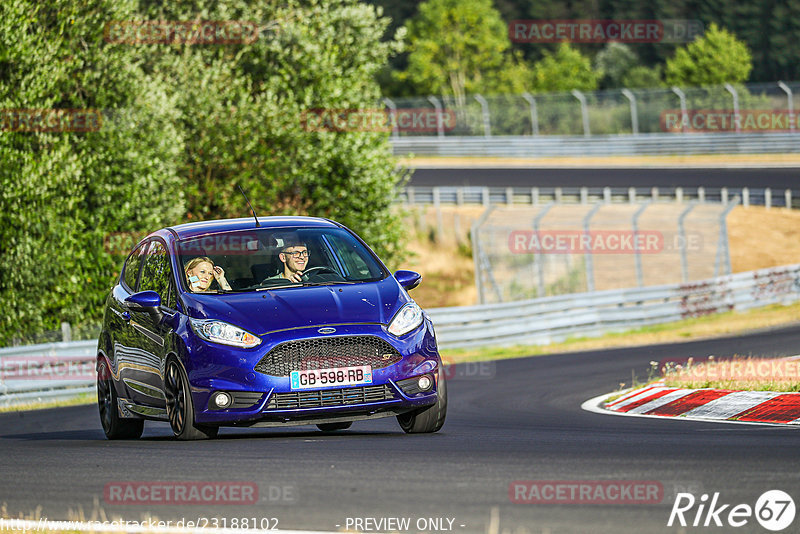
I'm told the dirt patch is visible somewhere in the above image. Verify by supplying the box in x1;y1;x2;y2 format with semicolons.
400;206;482;308
728;206;800;272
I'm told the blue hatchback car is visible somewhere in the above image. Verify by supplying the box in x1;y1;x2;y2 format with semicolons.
97;216;446;440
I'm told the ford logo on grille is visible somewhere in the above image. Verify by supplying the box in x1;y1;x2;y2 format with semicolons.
317;327;336;334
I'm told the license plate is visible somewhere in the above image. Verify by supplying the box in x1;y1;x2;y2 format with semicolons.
290;365;373;390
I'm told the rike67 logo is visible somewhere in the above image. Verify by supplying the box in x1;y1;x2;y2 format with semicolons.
668;490;795;531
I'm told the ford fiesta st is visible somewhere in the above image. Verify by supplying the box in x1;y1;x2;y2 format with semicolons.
96;216;446;440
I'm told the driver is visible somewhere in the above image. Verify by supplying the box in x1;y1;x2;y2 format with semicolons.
269;241;309;283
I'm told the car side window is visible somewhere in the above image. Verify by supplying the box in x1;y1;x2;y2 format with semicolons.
325;233;380;280
122;241;148;291
139;240;175;308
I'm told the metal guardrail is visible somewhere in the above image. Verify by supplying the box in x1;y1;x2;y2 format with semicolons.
2;264;799;406
427;263;800;348
401;186;794;208
392;133;800;157
0;340;96;408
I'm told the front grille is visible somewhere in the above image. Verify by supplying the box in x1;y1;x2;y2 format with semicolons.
231;392;265;408
254;335;402;377
265;385;394;410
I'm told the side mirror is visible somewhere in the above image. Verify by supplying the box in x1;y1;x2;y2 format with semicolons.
125;291;162;318
394;270;422;291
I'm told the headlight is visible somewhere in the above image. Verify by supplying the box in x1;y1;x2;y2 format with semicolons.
388;303;424;337
190;319;262;348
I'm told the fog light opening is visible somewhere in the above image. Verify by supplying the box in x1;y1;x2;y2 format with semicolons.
213;392;232;409
418;375;433;391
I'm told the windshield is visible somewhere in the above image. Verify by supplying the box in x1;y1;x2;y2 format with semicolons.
176;227;387;293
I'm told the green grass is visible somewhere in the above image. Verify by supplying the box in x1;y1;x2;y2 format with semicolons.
440;301;800;367
0;392;95;413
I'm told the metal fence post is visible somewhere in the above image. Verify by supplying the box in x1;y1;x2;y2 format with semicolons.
521;92;539;135
628;187;636;203
474;94;491;137
621;88;639;134
778;81;795;132
61;322;72;342
580;187;588;204
721;187;728;204
603;187;611;203
505;187;514;205
765;188;772;209
698;187;705;203
427;96;445;138
671;87;688;133
652;187;659;202
531;187;539;205
383;97;399;139
743;187;750;207
632;202;651;287
571;89;590;136
533;204;555;297
676;187;683;203
583;203;603;292
714;197;740;276
786;189;792;210
724;83;740;133
433;187;444;242
678;203;697;283
471;205;496;304
482;187;490;206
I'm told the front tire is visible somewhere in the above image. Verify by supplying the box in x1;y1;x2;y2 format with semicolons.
165;360;218;440
397;368;447;434
97;359;144;440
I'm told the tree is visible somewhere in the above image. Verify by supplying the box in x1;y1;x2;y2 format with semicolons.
137;0;408;265
594;42;639;89
530;42;599;92
0;0;185;344
397;0;530;107
621;65;664;88
0;0;410;344
665;23;752;86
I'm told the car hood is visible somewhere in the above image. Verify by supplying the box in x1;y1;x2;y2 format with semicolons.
181;277;410;335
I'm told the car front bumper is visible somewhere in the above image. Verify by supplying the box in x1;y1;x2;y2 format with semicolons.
184;320;442;426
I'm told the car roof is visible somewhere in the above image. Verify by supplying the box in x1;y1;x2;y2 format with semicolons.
167;216;341;240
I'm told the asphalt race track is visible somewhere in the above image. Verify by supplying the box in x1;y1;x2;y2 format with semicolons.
2;325;800;533
408;167;800;189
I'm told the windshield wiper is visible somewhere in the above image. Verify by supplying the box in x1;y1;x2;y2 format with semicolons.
256;283;300;291
301;281;357;287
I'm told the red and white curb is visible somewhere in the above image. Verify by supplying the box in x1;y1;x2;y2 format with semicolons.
582;384;800;427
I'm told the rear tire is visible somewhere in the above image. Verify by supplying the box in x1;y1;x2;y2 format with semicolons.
165;360;219;440
97;359;144;440
317;422;353;432
397;367;447;434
